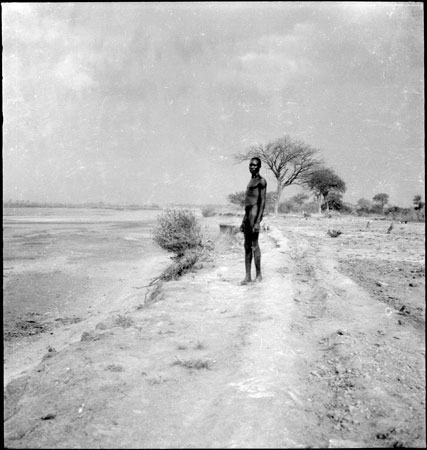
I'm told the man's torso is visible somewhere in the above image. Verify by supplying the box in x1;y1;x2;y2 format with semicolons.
245;176;265;207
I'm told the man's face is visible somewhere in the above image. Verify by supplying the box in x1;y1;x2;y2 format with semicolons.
249;159;260;175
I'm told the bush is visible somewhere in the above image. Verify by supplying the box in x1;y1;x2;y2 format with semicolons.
153;208;203;256
159;249;201;281
385;206;416;222
278;200;295;214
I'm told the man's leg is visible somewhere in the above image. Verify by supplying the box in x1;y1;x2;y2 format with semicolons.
253;232;262;282
241;230;253;285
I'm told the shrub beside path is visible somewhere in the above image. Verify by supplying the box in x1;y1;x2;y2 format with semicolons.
4;216;425;448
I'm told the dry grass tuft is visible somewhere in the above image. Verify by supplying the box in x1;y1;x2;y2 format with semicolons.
194;341;205;350
172;357;212;370
115;314;134;328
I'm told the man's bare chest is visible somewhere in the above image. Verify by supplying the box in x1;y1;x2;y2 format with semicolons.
246;179;262;193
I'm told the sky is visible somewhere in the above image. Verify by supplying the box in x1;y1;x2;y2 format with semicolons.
2;2;424;207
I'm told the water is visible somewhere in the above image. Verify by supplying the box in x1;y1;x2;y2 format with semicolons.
3;208;167;339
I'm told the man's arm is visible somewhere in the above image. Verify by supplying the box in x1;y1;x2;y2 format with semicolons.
253;179;267;232
240;210;247;232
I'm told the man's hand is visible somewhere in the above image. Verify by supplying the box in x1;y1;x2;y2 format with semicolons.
253;222;260;232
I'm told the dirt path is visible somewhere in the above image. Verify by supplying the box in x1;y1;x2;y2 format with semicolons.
4;217;425;448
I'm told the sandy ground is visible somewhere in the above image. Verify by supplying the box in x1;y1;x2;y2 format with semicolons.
3;214;425;448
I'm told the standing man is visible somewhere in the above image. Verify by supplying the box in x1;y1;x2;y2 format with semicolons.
240;157;267;285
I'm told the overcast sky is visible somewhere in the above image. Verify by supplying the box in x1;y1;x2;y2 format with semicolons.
3;2;424;207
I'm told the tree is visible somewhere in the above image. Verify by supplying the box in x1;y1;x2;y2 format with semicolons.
413;194;424;221
265;192;277;213
291;192;309;207
413;194;423;207
278;193;310;214
372;193;389;212
322;192;345;211
357;198;372;213
304;168;346;213
234;135;323;214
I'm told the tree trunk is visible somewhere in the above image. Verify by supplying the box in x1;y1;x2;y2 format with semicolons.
317;195;322;214
274;183;282;215
324;191;330;212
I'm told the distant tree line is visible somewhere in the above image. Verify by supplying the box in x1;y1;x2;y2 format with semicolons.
3;200;160;210
356;194;424;221
229;189;424;221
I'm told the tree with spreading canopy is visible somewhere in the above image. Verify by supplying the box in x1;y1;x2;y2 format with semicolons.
234;135;323;214
372;193;389;212
304;168;346;213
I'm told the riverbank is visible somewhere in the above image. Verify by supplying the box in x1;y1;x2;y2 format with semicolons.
3;208;172;385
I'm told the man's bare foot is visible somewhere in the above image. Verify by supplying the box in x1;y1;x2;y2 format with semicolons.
254;275;262;283
240;278;252;285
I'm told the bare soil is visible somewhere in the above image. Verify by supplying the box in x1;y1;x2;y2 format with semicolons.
4;214;425;448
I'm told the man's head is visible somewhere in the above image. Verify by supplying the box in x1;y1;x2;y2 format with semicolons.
249;157;261;175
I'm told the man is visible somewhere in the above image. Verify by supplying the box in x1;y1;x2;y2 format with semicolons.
240;157;267;285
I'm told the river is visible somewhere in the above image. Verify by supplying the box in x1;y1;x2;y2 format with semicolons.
3;207;169;340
